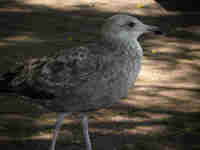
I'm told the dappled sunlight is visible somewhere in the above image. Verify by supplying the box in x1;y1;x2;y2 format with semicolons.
36;115;75;126
145;36;200;51
139;30;200;94
125;125;166;135
1;0;200;150
30;133;51;140
111;115;144;122
16;0;76;9
14;0;168;17
90;126;123;135
0;133;51;141
3;33;45;43
0;7;32;12
127;84;200;112
0;42;8;46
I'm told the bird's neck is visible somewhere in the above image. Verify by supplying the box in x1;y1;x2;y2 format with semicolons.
103;37;143;56
131;39;143;57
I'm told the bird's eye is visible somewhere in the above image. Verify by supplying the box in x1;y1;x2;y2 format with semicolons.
127;22;135;28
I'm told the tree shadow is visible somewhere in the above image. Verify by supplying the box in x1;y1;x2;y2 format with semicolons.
155;0;200;12
1;109;199;150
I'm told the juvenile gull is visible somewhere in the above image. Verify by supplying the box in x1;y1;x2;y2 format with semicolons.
0;14;162;150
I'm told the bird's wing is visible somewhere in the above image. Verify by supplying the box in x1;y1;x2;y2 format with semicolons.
39;46;102;89
8;45;110;99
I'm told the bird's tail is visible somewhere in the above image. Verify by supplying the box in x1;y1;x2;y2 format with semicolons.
0;71;16;93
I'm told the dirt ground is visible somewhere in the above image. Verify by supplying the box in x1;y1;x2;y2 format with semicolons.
0;0;200;150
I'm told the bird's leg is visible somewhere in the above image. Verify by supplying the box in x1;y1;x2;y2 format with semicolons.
81;114;93;150
49;113;70;150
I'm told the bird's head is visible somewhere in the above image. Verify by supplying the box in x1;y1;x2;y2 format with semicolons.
101;14;162;42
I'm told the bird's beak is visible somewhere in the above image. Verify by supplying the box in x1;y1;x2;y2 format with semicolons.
144;24;163;35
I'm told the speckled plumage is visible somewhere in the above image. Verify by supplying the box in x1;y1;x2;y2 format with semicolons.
0;14;161;113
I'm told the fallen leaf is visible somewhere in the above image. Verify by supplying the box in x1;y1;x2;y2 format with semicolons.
151;49;157;54
136;3;145;8
67;36;73;41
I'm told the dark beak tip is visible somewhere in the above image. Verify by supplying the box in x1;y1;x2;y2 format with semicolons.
153;30;164;35
147;25;164;35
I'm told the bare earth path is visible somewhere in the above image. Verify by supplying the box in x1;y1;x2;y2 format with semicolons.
0;0;200;150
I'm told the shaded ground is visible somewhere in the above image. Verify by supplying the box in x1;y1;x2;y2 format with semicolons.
0;0;200;150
